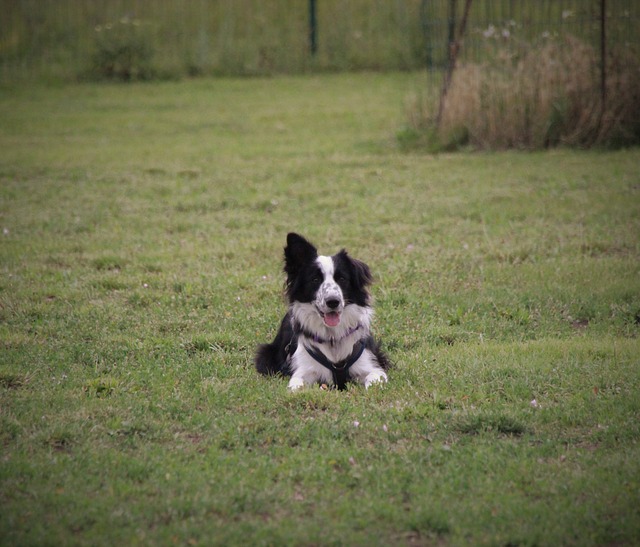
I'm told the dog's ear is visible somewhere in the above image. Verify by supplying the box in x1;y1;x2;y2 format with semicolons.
352;257;373;288
284;233;317;280
341;250;373;288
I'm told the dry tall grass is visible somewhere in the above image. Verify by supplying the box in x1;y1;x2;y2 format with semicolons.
412;35;640;149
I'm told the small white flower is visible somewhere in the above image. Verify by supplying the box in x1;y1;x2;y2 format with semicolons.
530;398;539;408
353;421;360;428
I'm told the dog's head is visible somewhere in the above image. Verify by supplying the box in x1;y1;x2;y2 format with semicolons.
284;233;372;328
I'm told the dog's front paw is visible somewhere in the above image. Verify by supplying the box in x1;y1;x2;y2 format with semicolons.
288;377;305;391
364;371;388;389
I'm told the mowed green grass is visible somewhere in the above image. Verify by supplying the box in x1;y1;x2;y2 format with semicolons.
1;73;639;546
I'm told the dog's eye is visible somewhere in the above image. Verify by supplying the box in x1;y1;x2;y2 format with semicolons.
311;271;323;283
335;272;348;284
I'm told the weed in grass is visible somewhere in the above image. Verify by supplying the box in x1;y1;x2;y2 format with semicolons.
83;376;120;398
0;371;28;389
454;412;527;437
92;256;127;271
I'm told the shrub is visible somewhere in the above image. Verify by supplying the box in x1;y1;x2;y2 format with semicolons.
88;17;156;81
408;35;640;150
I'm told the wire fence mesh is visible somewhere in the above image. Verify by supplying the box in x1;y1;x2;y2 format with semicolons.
418;0;640;148
423;0;638;67
1;0;637;81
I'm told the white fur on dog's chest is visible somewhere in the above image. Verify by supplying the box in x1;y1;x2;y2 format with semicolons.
287;335;387;391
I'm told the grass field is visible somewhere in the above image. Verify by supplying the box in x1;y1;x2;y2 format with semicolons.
1;72;639;546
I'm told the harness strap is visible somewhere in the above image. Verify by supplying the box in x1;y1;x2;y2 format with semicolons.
304;340;366;390
293;320;363;346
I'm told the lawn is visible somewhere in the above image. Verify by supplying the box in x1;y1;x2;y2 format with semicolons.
1;72;639;546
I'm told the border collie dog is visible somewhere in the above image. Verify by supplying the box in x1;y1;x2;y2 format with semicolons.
255;233;390;390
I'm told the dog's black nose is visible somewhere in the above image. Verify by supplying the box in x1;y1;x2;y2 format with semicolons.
326;299;341;310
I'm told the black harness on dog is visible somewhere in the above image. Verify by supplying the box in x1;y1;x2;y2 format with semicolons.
304;341;366;390
285;319;367;390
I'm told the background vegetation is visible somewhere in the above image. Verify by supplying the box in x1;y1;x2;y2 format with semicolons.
1;72;639;545
1;0;637;80
405;33;640;150
3;1;638;149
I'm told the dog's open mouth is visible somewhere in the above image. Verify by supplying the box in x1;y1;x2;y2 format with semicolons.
323;311;341;327
317;306;342;327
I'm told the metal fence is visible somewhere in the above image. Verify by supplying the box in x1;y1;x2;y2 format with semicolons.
0;0;638;81
421;1;640;147
423;0;638;67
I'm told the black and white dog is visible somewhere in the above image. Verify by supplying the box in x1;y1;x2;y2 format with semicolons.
255;233;390;390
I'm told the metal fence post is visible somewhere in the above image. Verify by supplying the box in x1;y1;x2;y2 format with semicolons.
600;0;607;115
309;0;318;56
436;0;473;128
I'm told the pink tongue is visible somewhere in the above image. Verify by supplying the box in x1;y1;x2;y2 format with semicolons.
324;312;341;327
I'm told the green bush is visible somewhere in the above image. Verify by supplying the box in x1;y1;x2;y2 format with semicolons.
89;17;156;81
